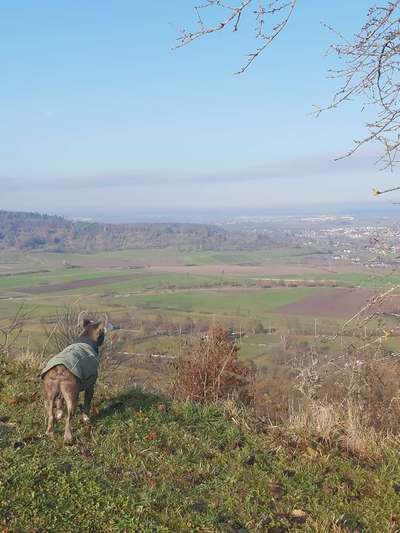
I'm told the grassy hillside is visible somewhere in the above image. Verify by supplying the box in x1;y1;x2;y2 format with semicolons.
1;358;400;532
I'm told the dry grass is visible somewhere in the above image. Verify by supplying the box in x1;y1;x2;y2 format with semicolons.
286;399;388;459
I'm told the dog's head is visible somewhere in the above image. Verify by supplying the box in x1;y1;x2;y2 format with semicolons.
77;312;109;347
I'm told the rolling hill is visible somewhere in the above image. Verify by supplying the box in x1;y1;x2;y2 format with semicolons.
0;210;272;253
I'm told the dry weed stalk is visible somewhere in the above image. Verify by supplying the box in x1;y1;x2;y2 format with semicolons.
0;305;31;359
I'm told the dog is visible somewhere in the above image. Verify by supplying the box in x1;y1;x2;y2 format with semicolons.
41;312;108;443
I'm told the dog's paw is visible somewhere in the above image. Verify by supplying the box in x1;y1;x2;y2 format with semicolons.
82;413;90;424
55;409;64;421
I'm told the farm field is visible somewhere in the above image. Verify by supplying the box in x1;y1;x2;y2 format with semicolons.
2;247;400;364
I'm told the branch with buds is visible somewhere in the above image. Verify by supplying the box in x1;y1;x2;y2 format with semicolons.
177;1;297;74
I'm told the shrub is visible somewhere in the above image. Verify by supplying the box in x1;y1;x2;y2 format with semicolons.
170;326;255;404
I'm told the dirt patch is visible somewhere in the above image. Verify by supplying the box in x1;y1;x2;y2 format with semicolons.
20;275;136;294
276;287;400;318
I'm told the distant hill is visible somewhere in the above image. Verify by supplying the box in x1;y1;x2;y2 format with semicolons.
0;210;272;252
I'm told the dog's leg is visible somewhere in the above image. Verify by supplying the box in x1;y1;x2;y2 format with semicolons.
60;380;79;444
55;395;64;420
43;376;58;436
45;397;56;436
82;385;95;423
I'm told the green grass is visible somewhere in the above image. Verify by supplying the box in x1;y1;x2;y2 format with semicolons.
1;358;400;531
57;273;236;296
0;268;124;293
38;247;184;264
182;247;317;266
126;288;314;317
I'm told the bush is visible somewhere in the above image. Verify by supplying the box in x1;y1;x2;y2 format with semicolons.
171;326;254;404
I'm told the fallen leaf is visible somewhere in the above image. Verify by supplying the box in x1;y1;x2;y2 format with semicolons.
269;483;286;499
291;509;306;524
145;431;158;441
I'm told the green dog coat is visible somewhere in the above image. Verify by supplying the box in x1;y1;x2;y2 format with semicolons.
41;340;101;390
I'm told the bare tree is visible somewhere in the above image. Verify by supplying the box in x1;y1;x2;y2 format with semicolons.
181;1;400;170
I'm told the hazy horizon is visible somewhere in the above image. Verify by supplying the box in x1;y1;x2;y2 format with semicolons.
5;200;400;226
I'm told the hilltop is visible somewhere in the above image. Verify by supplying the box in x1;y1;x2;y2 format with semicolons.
1;357;399;532
0;210;272;253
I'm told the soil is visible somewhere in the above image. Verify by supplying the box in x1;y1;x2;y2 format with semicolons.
277;287;400;318
20;275;136;294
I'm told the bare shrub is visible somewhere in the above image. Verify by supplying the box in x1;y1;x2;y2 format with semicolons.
292;346;400;433
43;307;82;354
170;325;255;404
0;305;30;359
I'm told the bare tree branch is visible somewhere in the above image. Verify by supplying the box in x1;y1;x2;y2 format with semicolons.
316;2;400;168
177;1;297;73
372;185;400;196
180;1;400;169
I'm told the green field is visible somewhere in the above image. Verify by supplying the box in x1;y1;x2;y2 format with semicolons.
125;287;313;317
2;247;400;360
181;248;313;265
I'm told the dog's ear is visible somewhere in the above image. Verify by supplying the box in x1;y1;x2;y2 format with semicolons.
92;318;106;330
77;311;90;329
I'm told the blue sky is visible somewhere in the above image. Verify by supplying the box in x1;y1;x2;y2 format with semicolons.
0;1;397;217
